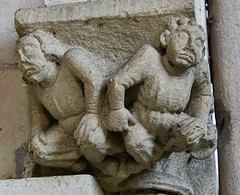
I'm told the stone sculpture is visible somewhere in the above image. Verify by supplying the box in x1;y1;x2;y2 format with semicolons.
16;18;217;194
16;31;123;171
108;18;210;163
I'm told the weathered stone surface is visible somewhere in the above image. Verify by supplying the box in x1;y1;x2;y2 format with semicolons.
0;1;218;195
15;0;195;77
187;154;217;195
11;0;218;194
0;0;45;179
110;152;194;195
0;69;31;179
209;0;240;194
45;0;88;6
0;0;44;65
194;0;209;62
16;19;216;195
0;175;104;195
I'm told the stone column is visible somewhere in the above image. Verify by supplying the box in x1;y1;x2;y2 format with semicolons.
208;1;240;194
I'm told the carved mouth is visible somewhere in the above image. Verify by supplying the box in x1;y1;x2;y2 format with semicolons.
179;51;195;63
179;54;192;62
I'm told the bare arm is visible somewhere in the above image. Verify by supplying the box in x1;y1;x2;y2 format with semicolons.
108;44;158;110
165;60;212;152
63;48;104;114
107;44;159;132
185;59;212;121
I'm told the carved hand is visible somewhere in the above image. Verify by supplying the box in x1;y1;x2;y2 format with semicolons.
73;113;112;163
108;108;136;132
73;113;100;145
30;131;42;151
29;128;45;151
165;117;207;152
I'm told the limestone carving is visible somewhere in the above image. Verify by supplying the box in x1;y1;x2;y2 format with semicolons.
16;19;217;194
108;18;213;161
16;31;123;171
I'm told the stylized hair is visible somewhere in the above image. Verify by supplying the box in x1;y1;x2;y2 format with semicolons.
16;30;66;64
160;18;206;49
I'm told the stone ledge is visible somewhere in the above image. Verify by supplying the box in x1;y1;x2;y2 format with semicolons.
45;0;88;7
14;0;195;75
0;175;104;195
15;0;194;33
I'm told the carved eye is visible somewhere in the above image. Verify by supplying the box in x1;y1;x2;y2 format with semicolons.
177;32;188;43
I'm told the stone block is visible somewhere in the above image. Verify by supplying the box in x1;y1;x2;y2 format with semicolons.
0;175;104;195
15;0;195;76
45;0;88;6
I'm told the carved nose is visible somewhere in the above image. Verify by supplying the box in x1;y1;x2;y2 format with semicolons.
184;45;194;52
187;37;195;51
189;46;194;52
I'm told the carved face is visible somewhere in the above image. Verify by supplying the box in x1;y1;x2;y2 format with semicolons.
18;43;53;84
166;26;205;69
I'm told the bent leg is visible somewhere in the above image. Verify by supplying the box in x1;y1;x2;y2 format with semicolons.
31;125;81;168
123;121;158;164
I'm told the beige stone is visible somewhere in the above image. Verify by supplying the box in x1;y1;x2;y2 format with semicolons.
12;0;217;194
102;19;215;185
15;0;195;77
45;0;87;6
0;69;31;179
45;0;104;7
187;154;217;195
16;31;119;169
209;0;240;194
0;0;44;65
0;175;104;195
0;0;45;179
16;19;216;195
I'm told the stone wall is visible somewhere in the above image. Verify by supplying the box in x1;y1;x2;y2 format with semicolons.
0;0;44;179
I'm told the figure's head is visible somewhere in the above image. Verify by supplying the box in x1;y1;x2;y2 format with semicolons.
16;31;65;84
160;18;206;70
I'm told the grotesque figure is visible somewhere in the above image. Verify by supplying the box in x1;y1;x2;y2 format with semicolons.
16;31;123;170
16;19;216;194
108;18;212;166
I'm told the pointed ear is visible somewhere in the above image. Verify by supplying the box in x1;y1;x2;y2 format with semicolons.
160;30;170;48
